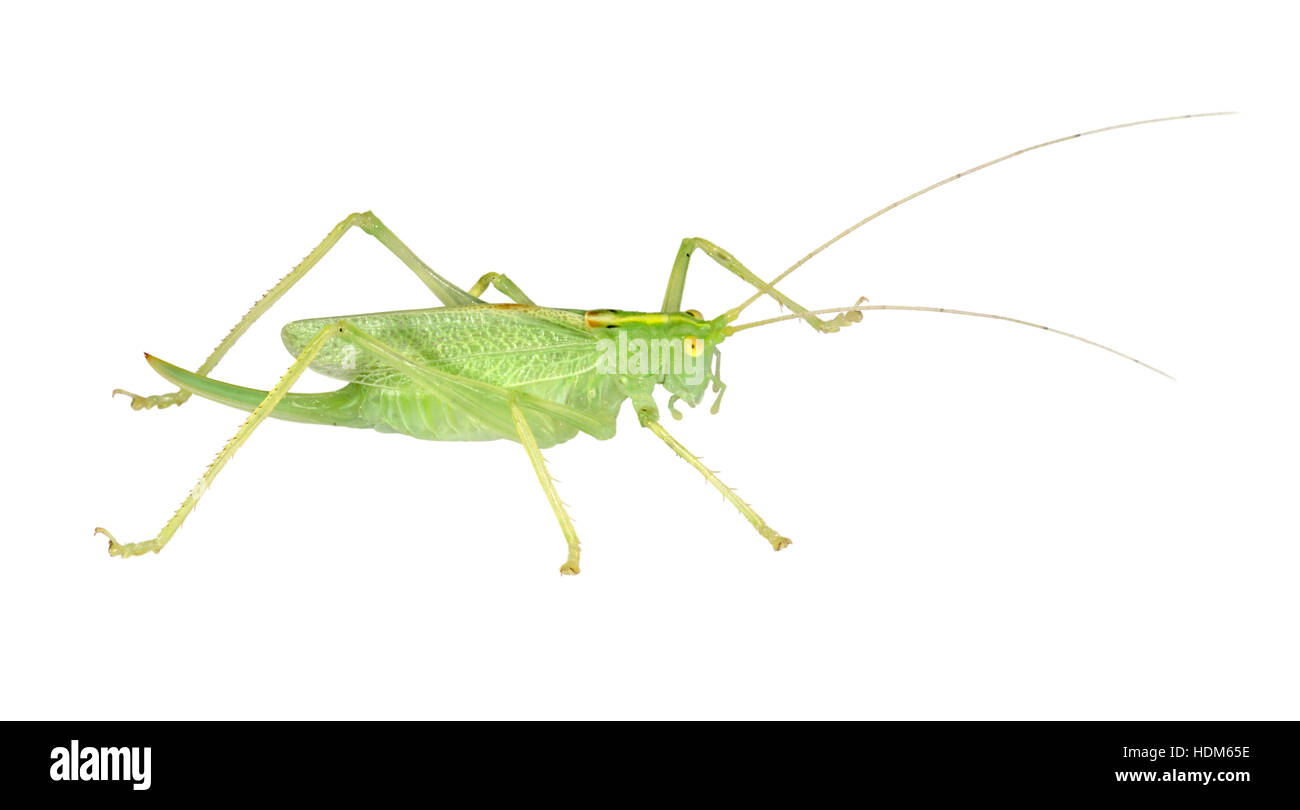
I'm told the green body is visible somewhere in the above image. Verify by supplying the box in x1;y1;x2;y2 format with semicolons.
150;304;727;449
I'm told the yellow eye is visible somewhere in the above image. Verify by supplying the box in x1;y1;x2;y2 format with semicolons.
683;336;704;357
685;309;702;319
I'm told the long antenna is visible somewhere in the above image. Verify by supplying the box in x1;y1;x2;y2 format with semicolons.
725;304;1174;380
728;112;1235;319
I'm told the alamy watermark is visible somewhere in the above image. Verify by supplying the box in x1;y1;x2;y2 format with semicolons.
49;739;151;790
324;330;709;384
595;332;707;385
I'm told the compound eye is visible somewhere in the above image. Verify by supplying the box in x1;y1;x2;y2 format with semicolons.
683;336;704;357
685;309;702;319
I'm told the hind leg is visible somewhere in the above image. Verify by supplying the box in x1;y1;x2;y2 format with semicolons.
114;211;482;411
101;320;604;564
98;320;364;556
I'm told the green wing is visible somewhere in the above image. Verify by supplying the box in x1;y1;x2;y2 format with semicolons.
281;305;599;390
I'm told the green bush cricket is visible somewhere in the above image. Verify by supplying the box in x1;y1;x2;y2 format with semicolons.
96;113;1230;574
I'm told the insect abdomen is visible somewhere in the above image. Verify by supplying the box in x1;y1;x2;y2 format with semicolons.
356;387;520;442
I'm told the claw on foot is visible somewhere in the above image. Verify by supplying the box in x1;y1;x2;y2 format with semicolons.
771;535;793;551
559;562;581;576
96;527;157;558
96;527;125;557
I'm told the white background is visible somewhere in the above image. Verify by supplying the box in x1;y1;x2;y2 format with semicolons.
2;2;1296;720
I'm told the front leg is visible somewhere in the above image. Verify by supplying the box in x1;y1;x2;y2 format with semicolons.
642;417;791;552
627;382;660;427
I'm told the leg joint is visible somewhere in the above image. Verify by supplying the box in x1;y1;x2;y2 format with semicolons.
351;210;382;234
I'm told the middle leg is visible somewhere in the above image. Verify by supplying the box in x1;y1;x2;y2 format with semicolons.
660;237;865;332
466;272;536;305
509;399;582;575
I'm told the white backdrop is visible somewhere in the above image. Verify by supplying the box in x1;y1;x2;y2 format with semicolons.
2;2;1295;719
